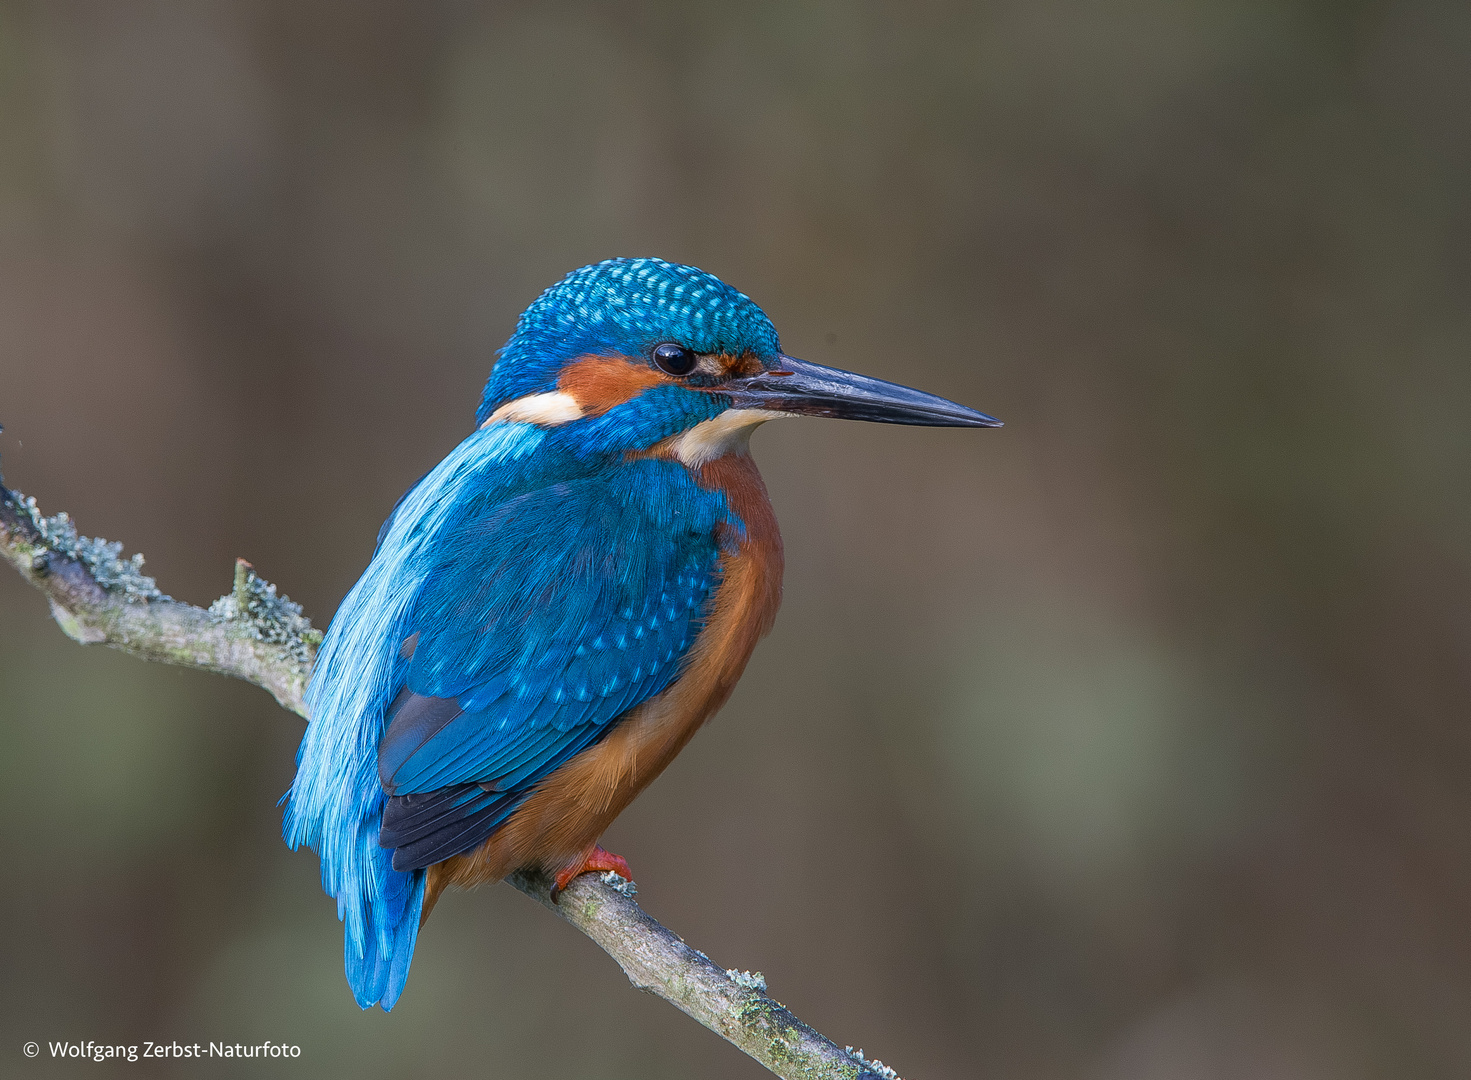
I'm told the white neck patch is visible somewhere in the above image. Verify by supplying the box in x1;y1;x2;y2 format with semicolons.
667;408;794;467
481;395;793;465
481;391;584;428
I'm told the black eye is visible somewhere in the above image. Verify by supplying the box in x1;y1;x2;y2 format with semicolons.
652;342;697;376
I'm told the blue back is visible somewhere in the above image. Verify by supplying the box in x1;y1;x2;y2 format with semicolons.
370;457;737;872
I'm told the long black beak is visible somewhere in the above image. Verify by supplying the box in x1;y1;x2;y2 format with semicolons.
723;351;1000;426
726;354;1001;428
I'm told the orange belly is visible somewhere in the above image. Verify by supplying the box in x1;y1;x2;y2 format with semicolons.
422;452;782;915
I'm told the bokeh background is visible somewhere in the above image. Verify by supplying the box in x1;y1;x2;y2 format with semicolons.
1;1;1468;1077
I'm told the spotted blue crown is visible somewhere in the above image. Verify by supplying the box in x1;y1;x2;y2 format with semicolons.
476;258;783;424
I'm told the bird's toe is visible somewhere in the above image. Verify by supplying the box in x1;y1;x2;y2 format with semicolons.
551;844;633;899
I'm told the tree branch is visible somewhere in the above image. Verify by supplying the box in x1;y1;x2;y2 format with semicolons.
0;470;902;1080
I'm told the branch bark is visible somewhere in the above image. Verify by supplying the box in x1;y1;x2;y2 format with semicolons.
0;473;902;1080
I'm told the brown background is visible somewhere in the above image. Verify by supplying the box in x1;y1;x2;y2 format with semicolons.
1;2;1468;1077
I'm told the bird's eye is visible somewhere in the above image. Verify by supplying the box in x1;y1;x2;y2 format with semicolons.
652;343;697;376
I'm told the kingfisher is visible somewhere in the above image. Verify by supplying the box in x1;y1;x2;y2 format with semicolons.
284;257;999;1009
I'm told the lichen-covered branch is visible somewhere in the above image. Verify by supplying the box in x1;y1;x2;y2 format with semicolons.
0;483;321;712
511;869;901;1080
0;470;902;1080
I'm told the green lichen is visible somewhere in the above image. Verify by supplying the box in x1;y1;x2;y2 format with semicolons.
573;890;606;923
844;1048;899;1080
738;994;782;1028
731;998;873;1080
600;871;638;897
727;968;767;992
15;495;166;603
209;560;321;664
48;601;105;645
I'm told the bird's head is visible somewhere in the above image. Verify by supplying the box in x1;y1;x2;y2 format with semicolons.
477;258;999;464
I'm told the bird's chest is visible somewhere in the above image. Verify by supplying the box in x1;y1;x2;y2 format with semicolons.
563;450;784;800
687;451;785;681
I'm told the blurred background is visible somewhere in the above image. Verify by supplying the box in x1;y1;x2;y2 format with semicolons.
0;1;1467;1077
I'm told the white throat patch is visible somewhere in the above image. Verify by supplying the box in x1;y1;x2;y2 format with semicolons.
667;409;794;467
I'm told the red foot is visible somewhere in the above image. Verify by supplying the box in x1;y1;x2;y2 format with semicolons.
551;844;632;900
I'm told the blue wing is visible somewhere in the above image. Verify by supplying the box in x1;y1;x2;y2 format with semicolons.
376;459;732;870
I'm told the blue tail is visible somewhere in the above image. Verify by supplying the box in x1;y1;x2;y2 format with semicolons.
341;835;426;1011
285;427;545;1010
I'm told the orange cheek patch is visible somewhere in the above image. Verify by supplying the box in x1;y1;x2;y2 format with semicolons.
557;355;668;417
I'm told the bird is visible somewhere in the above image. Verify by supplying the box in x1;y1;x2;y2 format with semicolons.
284;257;999;1010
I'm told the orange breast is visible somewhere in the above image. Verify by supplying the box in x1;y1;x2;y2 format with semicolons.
423;452;783;910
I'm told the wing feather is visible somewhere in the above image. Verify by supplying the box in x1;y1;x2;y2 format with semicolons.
374;460;732;869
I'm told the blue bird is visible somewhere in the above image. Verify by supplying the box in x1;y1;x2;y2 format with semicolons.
284;258;999;1009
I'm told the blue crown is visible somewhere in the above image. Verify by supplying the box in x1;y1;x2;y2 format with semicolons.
477;258;782;424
